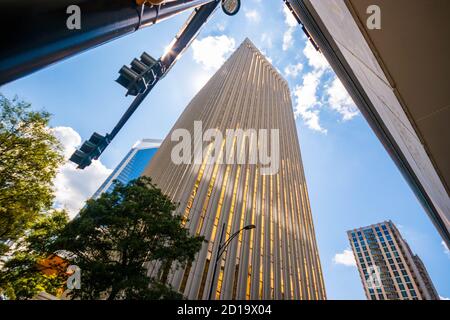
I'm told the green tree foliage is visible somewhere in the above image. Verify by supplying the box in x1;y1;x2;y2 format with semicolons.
0;94;63;254
0;210;69;299
53;177;204;300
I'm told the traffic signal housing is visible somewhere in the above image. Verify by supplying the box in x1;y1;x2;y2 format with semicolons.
116;52;160;96
69;132;110;169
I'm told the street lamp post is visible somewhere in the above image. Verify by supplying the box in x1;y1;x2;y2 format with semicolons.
208;223;256;300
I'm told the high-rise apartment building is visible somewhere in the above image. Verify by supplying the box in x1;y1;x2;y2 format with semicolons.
348;221;439;300
92;139;161;198
142;39;326;300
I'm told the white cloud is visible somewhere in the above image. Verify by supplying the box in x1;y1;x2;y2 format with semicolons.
192;72;213;92
442;240;450;257
51;127;112;218
282;6;297;51
283;28;294;51
260;33;273;49
327;77;359;121
291;42;331;133
333;249;357;267
303;41;330;71
292;41;359;132
293;71;327;133
284;63;303;78
440;295;450;300
192;35;236;71
215;22;226;32
52;126;81;159
283;6;297;28
245;9;261;23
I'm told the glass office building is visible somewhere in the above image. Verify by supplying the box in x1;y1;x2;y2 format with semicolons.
92;139;161;198
348;221;439;300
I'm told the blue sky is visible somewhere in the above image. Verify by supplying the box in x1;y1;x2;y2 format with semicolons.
1;0;448;299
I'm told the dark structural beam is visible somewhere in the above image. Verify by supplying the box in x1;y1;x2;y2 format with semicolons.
0;0;214;85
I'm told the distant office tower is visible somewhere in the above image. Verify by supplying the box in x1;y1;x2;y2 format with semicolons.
92;139;161;198
348;221;439;300
143;39;326;300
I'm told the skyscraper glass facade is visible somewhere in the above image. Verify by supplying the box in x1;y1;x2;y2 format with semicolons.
92;139;160;199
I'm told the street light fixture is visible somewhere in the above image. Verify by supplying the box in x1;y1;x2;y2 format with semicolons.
208;223;256;300
221;0;241;16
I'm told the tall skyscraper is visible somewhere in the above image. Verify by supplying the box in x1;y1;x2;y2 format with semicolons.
92;139;161;198
348;221;439;300
143;39;326;300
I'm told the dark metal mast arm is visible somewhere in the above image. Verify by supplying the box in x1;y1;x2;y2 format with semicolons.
0;0;215;86
70;0;221;169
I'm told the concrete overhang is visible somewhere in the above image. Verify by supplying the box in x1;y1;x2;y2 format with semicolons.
286;0;450;246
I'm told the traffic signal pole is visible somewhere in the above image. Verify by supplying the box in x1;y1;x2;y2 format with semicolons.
70;0;221;169
111;1;220;139
0;0;216;86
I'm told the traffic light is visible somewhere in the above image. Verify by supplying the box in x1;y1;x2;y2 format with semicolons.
116;52;160;96
69;132;110;169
